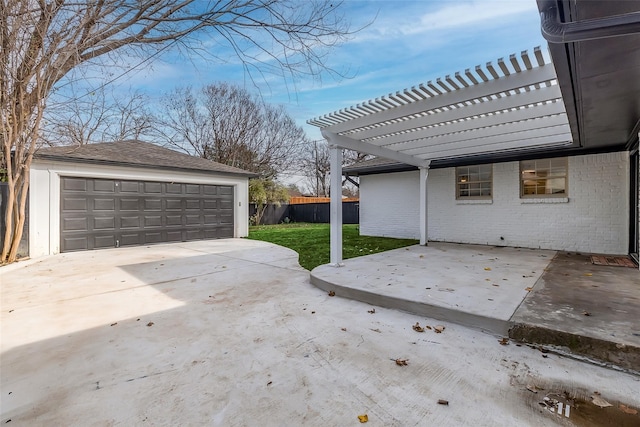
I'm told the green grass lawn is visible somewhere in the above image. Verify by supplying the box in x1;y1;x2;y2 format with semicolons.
247;223;418;271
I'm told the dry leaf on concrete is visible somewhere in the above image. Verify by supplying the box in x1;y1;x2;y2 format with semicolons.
498;337;509;345
619;404;638;415
437;399;449;405
357;414;369;423
395;358;409;366
413;322;425;332
328;290;335;297
524;287;533;292
368;308;376;314
434;325;445;333
591;395;613;408
484;267;492;271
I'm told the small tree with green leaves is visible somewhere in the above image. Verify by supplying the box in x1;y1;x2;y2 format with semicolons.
249;179;290;225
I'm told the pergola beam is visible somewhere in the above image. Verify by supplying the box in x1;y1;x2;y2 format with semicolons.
321;130;429;168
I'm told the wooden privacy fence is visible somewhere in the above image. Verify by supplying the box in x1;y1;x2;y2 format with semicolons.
250;201;359;225
290;196;359;204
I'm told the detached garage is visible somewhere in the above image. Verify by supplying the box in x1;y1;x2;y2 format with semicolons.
29;140;255;257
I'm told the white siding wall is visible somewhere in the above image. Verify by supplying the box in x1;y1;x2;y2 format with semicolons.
359;152;629;254
29;160;250;257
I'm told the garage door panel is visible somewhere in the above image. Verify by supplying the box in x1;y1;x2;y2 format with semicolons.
166;199;182;210
63;198;87;211
120;181;140;193
144;199;162;210
120;216;141;229
166;183;182;193
144;216;162;227
94;180;115;192
63;178;88;192
95;235;116;248
144;232;164;244
120;199;140;211
94;198;115;211
185;215;201;225
167;231;183;241
63;237;89;251
185;184;200;194
62;217;88;232
166;215;182;226
219;186;233;195
185;199;201;210
61;178;235;252
144;182;162;193
94;217;115;230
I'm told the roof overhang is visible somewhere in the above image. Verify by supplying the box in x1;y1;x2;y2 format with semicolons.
309;47;576;166
537;0;640;151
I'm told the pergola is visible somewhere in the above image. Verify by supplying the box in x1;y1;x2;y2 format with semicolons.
308;47;572;265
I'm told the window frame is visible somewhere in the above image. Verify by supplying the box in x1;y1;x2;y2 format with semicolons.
455;164;493;200
520;157;568;198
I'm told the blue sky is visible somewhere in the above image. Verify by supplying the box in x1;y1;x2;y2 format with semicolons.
72;0;547;145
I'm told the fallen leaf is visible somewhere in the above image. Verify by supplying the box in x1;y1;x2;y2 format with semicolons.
437;399;449;405
146;322;154;327
619;404;638;415
484;267;492;271
434;325;445;333
395;358;408;366
341;327;347;331
311;311;316;314
425;325;432;330
357;414;368;423
485;278;491;282
498;337;509;345
592;395;613;408
582;311;591;316
527;385;540;393
584;273;593;276
412;322;425;332
368;308;376;314
419;255;424;258
328;290;336;297
524;287;533;292
492;284;500;287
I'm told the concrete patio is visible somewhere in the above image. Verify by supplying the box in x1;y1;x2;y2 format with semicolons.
3;239;640;426
311;242;640;371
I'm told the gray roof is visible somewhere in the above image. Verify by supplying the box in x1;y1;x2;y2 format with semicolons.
343;157;413;175
35;140;257;177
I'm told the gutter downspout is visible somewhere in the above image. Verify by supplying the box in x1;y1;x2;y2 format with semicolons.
540;0;640;43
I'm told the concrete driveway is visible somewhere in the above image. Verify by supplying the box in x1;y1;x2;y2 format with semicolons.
2;240;639;426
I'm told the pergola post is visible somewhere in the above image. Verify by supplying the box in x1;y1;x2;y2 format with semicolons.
329;144;343;266
419;163;430;246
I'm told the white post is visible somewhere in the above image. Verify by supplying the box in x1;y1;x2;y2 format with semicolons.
419;163;430;246
329;144;343;266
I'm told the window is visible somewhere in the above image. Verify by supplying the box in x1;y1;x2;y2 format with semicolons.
456;164;492;199
520;158;567;197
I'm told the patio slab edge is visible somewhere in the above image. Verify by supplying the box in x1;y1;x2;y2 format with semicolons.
509;323;640;374
310;272;511;336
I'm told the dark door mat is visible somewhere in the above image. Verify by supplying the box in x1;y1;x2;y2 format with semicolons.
590;255;638;268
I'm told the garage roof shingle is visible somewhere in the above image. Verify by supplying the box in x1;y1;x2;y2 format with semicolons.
35;140;257;177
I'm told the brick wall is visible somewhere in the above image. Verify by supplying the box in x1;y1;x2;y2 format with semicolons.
359;152;629;254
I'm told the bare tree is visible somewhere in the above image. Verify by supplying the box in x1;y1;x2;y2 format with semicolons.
159;82;307;179
40;88;154;146
1;0;352;263
299;140;368;196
